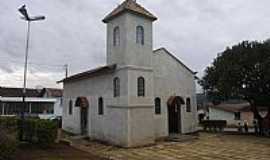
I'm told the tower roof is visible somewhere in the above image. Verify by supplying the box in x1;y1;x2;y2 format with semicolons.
103;0;157;23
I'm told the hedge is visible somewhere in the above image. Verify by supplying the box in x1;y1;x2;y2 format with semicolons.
0;117;58;148
36;119;58;148
0;116;18;132
18;118;58;147
0;126;17;160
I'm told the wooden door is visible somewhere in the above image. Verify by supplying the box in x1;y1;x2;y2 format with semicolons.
168;103;181;134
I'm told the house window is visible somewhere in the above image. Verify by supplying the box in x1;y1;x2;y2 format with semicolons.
137;77;145;97
30;103;54;114
186;98;191;112
234;112;241;120
113;26;120;46
155;97;161;114
98;97;104;115
136;26;144;45
69;100;73;115
113;77;120;97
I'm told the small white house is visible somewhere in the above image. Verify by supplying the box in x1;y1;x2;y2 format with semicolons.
0;97;57;118
208;102;253;126
39;88;63;117
60;0;198;147
0;87;63;118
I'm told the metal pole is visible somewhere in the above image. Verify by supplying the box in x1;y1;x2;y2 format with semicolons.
23;21;30;94
20;21;30;141
22;21;30;117
64;64;68;78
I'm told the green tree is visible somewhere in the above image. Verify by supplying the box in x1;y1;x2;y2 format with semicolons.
199;40;270;127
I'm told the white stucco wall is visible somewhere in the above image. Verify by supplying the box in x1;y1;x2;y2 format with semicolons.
209;107;239;125
107;13;153;67
63;6;197;147
63;70;133;146
53;98;63;116
153;48;198;136
125;66;155;146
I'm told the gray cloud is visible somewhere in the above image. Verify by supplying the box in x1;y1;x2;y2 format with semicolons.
1;0;270;89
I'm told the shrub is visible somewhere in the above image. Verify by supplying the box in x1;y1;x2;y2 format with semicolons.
36;119;57;148
18;118;58;147
0;128;17;160
0;117;18;132
1;117;58;148
23;118;37;143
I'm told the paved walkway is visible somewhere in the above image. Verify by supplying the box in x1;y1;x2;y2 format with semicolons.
70;133;270;160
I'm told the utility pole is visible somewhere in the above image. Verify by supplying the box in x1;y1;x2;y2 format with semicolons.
64;64;68;78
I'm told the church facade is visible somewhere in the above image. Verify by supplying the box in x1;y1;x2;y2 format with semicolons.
61;0;198;147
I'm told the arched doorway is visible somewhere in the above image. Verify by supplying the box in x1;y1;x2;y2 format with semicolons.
167;96;185;134
75;97;89;135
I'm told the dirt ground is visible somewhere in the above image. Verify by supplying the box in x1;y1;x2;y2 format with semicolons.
15;143;107;160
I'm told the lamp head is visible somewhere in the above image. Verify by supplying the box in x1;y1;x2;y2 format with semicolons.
18;5;30;20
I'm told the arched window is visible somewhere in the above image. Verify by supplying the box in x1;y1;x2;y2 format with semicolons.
137;77;145;97
113;77;120;97
98;97;104;115
186;98;191;112
136;26;144;45
155;97;161;114
113;26;120;46
69;100;73;115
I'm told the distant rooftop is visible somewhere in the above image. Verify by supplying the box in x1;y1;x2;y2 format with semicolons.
40;88;63;97
0;87;40;97
210;102;251;113
0;87;63;98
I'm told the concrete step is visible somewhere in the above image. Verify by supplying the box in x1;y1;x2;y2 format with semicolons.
166;134;198;142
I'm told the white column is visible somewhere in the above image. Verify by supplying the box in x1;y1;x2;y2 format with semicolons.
29;103;32;114
2;103;5;115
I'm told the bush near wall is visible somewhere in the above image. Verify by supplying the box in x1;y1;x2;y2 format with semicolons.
36;119;58;148
0;117;58;148
0;116;18;132
0;129;17;160
23;118;38;143
18;118;58;147
0;117;18;160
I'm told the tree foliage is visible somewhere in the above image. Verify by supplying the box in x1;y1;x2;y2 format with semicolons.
199;40;270;107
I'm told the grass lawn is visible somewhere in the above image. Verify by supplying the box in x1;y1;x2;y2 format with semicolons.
15;143;108;160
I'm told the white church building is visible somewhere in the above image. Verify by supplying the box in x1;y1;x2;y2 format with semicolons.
60;0;198;147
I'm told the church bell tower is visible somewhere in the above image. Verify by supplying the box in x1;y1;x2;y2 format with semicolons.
101;0;158;147
103;0;157;67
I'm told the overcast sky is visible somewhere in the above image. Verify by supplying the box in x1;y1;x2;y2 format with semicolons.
1;0;270;90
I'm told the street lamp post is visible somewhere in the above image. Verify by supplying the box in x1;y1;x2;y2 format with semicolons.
18;5;45;140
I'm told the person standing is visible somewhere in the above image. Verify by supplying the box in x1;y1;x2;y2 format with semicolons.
253;119;258;135
238;122;243;133
244;120;249;133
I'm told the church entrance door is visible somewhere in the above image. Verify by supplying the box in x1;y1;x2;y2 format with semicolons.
167;96;185;134
75;97;89;135
80;107;88;135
